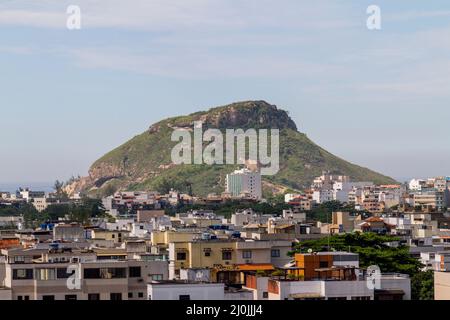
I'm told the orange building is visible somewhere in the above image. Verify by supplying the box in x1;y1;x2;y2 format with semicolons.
287;253;357;281
294;253;333;280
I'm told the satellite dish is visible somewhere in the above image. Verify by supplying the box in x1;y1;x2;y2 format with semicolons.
307;249;313;254
196;271;204;280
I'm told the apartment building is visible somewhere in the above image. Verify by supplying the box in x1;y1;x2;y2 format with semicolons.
168;239;292;282
244;253;410;300
91;229;131;244
330;211;359;234
17;189;45;202
312;172;350;190
148;281;225;300
226;168;262;200
312;190;334;204
0;245;168;300
32;197;58;212
151;230;201;249
413;191;445;212
53;223;86;242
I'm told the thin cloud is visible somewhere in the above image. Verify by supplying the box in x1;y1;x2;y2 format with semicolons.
67;46;348;79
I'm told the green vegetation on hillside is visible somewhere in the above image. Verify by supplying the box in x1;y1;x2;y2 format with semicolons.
77;101;396;197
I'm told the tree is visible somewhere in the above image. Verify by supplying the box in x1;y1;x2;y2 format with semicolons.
290;233;423;276
54;180;69;201
306;201;370;223
411;270;434;300
42;204;71;221
21;203;40;228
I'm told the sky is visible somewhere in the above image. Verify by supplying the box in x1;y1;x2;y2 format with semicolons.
1;0;450;186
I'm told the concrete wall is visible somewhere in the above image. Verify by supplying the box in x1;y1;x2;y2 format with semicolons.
435;272;450;300
324;281;374;300
0;288;12;300
380;276;411;300
148;283;225;300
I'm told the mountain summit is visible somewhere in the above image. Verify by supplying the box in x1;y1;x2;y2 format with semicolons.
67;101;396;197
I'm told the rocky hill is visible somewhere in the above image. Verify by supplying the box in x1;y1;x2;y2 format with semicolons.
67;101;396;197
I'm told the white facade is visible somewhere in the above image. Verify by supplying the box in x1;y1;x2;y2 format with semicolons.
409;179;427;191
285;194;302;203
148;282;225;300
226;169;262;200
270;280;373;300
312;190;334;204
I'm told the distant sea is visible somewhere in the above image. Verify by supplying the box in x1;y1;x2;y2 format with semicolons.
0;182;54;193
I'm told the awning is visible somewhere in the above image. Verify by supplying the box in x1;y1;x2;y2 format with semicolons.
236;264;275;271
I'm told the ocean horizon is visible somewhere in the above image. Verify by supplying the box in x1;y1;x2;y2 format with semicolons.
0;182;54;193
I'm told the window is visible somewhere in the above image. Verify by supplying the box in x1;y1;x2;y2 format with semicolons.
151;274;164;281
42;296;55;301
13;256;25;264
13;269;33;280
271;250;281;258
84;268;127;279
177;252;187;261
222;251;232;261
88;294;100;301
102;268;126;279
57;268;73;279
138;292;144;299
203;249;212;257
128;292;133;299
35;268;56;281
242;250;252;259
110;293;122;301
179;295;191;301
352;296;371;301
17;296;29;301
129;267;142;278
319;261;329;268
328;297;347;301
65;295;77;301
263;292;269;299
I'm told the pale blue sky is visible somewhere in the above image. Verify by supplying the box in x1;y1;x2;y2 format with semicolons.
1;0;450;184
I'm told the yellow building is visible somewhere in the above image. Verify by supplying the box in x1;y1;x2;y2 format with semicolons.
91;229;130;244
169;239;292;283
151;230;201;248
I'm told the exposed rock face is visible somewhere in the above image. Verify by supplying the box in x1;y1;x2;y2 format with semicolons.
168;101;297;131
67;100;397;197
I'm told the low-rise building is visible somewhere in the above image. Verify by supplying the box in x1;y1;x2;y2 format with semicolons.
148;281;225;300
0;245;167;300
169;239;292;282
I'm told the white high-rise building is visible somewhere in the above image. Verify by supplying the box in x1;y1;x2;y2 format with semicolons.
225;168;262;200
